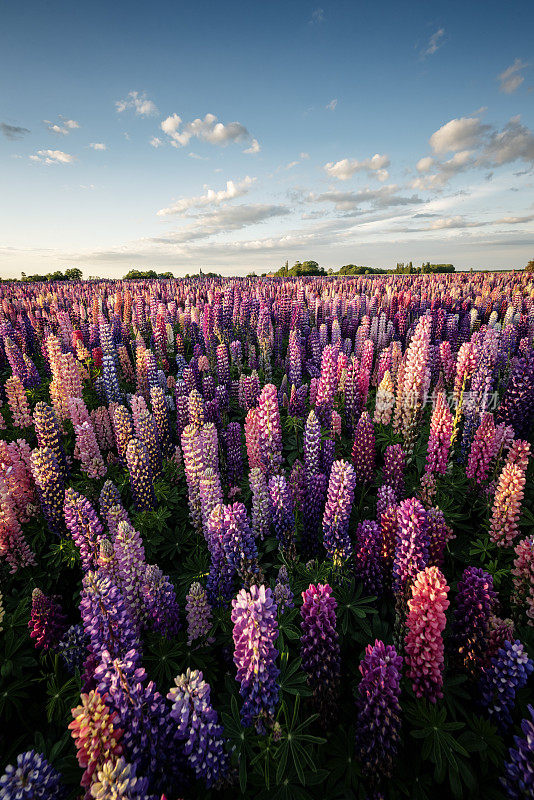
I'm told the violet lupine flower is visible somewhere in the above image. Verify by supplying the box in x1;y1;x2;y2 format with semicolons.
106;503;133;540
181;424;205;532
89;756;153;800
249;467;271;540
288;330;302;388
405;567;450;702
497;355;534;438
257;383;283;476
150;385;173;457
321;437;335;478
125;438;157;511
168;668;229;788
354;640;403;789
199;468;224;535
220;502;260;586
206;504;236;606
269;474;296;557
58;623;89;674
466;412;496;484
354;521;383;596
143;565;181;638
231;584;280;732
351;411;376;483
479;640;534;732
392;497;429;596
303;471;327;557
114;521;147;626
274;565;294;614
33;401;68;480
28;588;67;651
0;751;65;800
485;615;515;666
300;583;341;721
80;570;140;660
501;704;534;799
376;484;397;518
64;489;105;572
427;507;455;567
450;566;496;674
322;460;357;563
315;345;338;428
30;446;66;535
225;421;244;487
382;443;405;497
425;392;453;476
304;409;322;480
186;582;212;645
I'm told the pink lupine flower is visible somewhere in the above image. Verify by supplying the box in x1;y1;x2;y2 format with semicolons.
489;461;526;546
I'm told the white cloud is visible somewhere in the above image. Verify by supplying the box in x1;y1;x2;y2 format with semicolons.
188;152;208;160
480;116;534;166
498;59;529;94
430;116;489;153
309;8;324;25
89;142;106;150
157;176;256;216
416;156;434;173
161;112;252;149
428;216;482;230
326;99;338;111
494;214;534;224
29;149;75;165
151;204;290;244
150;137;163;148
243;138;261;154
421;28;445;58
306;184;420;211
116;91;157;116
44;117;80;135
324;153;390;181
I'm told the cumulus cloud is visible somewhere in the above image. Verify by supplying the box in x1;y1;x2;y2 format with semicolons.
480;116;534;166
416;156;434;173
1;122;30;140
430;116;490;153
150;137;163;148
116;91;157;116
411;150;474;189
498;59;529;94
160;112;252;149
29;149;75;165
44;118;80;135
157;176;256;216
324;154;390;181
89;142;106;150
421;28;445;58
151;204;289;244
326;99;338;111
243;138;261;154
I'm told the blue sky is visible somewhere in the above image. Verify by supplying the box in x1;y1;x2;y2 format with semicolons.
1;0;533;277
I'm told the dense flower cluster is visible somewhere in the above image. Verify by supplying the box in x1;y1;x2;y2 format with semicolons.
300;583;341;719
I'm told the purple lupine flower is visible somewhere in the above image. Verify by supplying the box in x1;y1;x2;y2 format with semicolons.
225;422;244;486
393;497;429;595
501;704;534;799
30;446;66;535
354;640;403;788
376;484;397;518
288;330;302;388
479;640;534;732
114;521;147;626
58;624;88;674
427;507;455;567
231;584;280;732
303;471;327;557
136;411;163;478
199;468;224;535
250;467;271;540
300;583;341;721
89;757;152;800
321;437;335;479
497;356;534;439
64;489;105;572
206;504;236;606
80;570;140;660
200;422;219;471
382;443;405;497
99;479;123;519
450;566;496;674
106;502;133;540
304;410;322;479
126;438;157;511
0;750;65;800
354;520;383;596
168;668;229;788
216;343;230;386
257;383;283;476
351;411;376;483
150;385;173;457
28;588;66;652
315;345;338;427
186;582;212;645
33;402;68;480
274;566;294;614
143;564;181;638
322;460;357;563
181;424;205;531
220;502;260;586
269;474;296;557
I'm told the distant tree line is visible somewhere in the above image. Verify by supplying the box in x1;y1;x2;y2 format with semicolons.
268;260;456;277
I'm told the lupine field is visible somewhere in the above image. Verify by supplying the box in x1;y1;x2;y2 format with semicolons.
0;272;534;800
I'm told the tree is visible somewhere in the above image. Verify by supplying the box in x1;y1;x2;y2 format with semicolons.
525;260;534;273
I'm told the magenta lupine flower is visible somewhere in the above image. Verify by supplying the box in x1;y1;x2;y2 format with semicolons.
351;411;376;483
315;345;338;427
257;383;283;476
126;438;157;511
425;392;453;476
382;443;405;497
450;566;496;674
393;497;429;595
300;583;341;720
400;315;431;438
322;460;357;562
33;402;68;480
249;467;271;540
143;564;181;638
28;588;67;651
427;507;455;566
466;412;497;484
354;521;383;596
355;640;403;788
269;474;296;557
231;584;280;732
186;582;212;645
30;446;66;535
501;704;534;798
405;567;449;701
0;467;36;573
64;489;105;572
